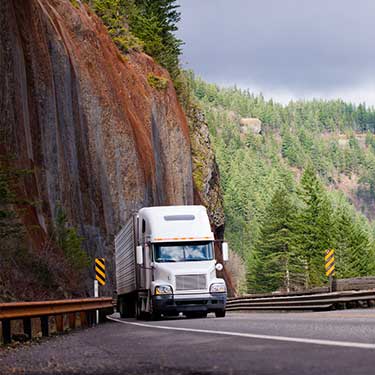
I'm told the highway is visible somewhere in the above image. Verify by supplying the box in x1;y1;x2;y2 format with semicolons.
1;310;375;374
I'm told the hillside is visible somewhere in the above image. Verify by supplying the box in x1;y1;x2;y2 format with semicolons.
0;0;225;300
188;74;375;293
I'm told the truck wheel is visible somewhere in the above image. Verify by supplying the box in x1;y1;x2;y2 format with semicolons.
215;310;226;318
135;299;141;320
119;295;136;318
136;297;148;321
150;311;161;321
119;300;127;319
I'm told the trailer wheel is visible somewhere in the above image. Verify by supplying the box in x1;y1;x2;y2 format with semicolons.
118;298;127;319
118;295;136;318
215;309;226;318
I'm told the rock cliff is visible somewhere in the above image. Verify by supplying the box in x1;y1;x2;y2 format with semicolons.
187;105;235;295
1;0;197;298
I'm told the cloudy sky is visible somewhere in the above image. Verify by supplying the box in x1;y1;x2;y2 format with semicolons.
176;0;375;105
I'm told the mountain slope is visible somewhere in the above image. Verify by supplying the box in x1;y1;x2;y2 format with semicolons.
189;76;375;292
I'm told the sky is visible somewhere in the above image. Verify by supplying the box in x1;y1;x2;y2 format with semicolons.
176;0;375;106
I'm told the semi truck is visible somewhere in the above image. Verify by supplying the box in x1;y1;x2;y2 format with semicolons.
115;205;228;320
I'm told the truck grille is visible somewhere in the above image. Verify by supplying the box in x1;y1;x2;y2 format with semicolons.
176;274;206;291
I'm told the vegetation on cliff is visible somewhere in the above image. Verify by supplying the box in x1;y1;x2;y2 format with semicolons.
88;0;183;78
188;75;375;292
0;161;86;301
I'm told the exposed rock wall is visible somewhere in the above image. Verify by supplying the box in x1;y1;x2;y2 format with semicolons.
0;0;194;297
188;106;224;231
188;105;235;296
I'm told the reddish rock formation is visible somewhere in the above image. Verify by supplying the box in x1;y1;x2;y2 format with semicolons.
0;0;194;297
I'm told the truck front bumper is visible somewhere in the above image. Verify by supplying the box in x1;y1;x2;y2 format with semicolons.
152;293;226;315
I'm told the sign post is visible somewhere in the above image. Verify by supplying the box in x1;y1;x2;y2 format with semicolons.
94;258;106;324
324;249;335;292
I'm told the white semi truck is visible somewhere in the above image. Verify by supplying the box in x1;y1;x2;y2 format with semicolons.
115;205;228;320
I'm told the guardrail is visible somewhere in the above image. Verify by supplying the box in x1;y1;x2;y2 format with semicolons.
227;289;375;312
335;277;375;291
0;298;113;345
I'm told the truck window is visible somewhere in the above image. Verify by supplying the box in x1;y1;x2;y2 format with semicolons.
154;242;214;262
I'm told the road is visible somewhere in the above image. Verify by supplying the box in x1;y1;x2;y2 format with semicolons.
1;310;375;374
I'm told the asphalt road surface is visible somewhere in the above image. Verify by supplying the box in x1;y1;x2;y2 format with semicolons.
1;310;375;374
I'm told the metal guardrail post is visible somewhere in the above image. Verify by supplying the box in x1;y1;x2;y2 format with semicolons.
68;313;76;330
80;312;87;328
332;277;337;292
87;310;95;327
55;315;64;333
2;320;11;345
40;316;49;337
23;318;32;339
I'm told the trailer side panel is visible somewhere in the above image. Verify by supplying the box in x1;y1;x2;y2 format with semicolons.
115;217;136;295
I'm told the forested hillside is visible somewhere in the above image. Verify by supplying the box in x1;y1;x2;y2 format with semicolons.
188;74;375;293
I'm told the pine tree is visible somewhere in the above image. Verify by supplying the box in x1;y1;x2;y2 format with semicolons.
295;165;335;287
131;0;183;77
334;207;373;278
251;187;303;292
91;0;183;77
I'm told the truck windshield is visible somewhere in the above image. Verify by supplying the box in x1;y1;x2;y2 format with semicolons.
154;242;214;262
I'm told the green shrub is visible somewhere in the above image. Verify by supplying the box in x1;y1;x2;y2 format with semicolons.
147;73;168;90
91;0;143;53
55;205;90;271
70;0;80;9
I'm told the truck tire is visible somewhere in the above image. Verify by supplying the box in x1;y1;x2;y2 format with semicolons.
135;299;142;320
150;311;161;321
119;295;136;318
136;297;149;321
118;301;127;318
215;309;226;318
147;299;161;321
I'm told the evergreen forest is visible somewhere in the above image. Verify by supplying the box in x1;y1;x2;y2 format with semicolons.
188;74;375;292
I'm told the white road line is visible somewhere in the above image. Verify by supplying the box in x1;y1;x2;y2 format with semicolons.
107;315;375;350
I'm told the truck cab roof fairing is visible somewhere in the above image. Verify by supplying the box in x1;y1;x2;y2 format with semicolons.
138;205;214;242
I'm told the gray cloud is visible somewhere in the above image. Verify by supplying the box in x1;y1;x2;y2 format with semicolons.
177;0;375;103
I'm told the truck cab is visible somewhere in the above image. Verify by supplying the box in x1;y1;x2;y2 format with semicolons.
115;205;228;320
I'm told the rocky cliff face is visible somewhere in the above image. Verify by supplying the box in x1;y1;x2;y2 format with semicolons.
187;106;235;295
1;0;196;298
188;106;224;232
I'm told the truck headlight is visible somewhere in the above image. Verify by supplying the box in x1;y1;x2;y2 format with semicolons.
210;283;226;293
155;285;173;295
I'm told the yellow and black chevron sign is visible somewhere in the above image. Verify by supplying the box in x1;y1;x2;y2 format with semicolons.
325;249;335;277
95;258;106;286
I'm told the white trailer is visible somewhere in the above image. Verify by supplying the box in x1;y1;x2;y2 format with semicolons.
115;205;228;320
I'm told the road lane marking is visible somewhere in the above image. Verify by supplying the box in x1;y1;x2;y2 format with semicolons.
107;315;375;350
301;313;375;319
231;312;375;319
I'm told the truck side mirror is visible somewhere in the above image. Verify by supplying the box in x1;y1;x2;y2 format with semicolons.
136;245;143;265
222;242;229;262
